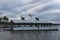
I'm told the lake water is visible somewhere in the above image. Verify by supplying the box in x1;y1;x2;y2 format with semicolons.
0;26;60;40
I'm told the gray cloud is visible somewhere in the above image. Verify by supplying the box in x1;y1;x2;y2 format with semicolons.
0;0;60;23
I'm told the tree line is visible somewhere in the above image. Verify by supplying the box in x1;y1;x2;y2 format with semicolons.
0;16;14;23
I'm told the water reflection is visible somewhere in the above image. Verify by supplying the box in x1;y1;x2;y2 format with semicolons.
9;31;58;40
0;27;59;40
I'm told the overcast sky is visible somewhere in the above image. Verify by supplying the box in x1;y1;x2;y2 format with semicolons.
0;0;60;23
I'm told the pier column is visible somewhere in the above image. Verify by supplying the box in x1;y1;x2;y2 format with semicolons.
41;24;42;27
18;25;20;27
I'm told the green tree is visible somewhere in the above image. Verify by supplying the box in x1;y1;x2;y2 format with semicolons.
2;16;9;28
0;17;2;23
9;20;14;31
10;20;14;24
2;16;9;22
9;20;14;27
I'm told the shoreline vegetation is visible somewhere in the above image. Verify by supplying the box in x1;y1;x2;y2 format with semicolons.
0;16;14;28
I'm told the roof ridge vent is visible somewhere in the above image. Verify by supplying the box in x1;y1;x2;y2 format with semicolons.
21;17;25;20
35;17;39;21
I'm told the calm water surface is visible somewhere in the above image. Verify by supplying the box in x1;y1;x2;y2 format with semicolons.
0;26;60;40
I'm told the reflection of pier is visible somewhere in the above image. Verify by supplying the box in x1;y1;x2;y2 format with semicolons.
3;23;59;31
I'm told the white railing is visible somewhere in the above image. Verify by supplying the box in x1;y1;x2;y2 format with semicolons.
13;26;58;30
